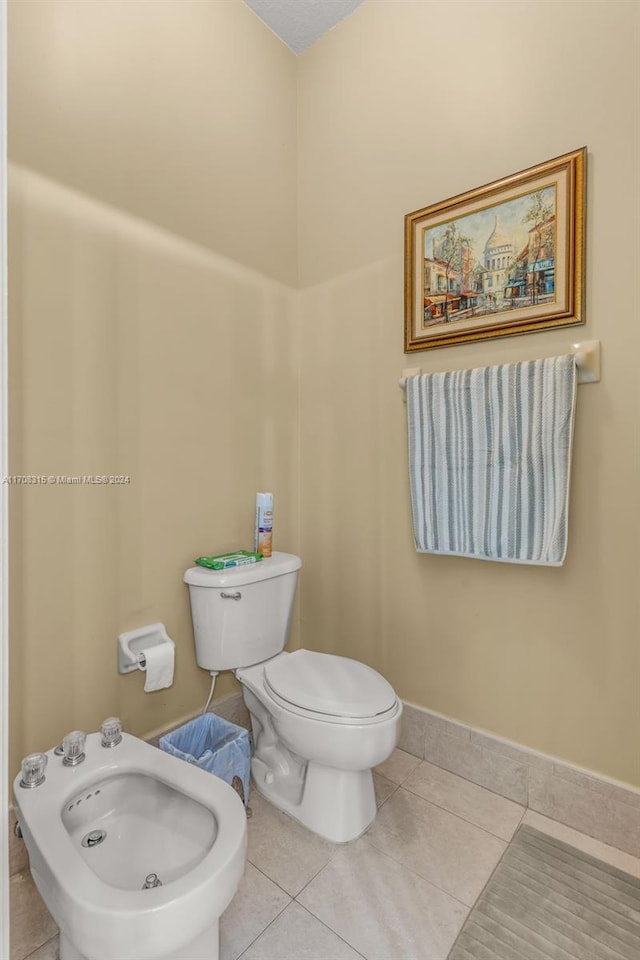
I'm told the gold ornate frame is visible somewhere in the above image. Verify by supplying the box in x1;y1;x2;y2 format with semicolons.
404;147;586;352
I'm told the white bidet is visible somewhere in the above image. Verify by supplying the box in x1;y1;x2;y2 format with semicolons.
13;731;247;960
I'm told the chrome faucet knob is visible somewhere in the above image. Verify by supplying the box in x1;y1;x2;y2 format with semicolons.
100;717;122;748
62;730;87;767
19;752;48;788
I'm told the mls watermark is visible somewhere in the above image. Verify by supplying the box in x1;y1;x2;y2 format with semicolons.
2;475;131;485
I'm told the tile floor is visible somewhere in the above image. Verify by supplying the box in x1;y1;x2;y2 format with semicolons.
14;749;640;960
223;749;640;960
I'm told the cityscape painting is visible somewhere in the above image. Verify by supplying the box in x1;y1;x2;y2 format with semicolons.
404;148;586;352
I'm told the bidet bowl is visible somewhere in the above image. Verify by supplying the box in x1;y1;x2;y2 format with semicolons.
62;770;218;889
14;732;247;960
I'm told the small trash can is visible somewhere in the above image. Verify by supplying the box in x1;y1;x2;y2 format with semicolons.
159;714;251;808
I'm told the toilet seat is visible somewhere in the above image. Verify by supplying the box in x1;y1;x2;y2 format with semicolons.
263;649;397;722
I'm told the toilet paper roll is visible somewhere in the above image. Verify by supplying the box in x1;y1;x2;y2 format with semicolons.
139;641;175;692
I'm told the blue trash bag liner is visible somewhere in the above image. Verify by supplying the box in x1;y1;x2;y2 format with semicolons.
159;714;251;807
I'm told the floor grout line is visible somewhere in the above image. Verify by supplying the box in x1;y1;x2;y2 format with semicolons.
398;780;525;843
244;857;296;900
21;932;60;960
233;896;291;960
357;829;473;912
294;901;368;960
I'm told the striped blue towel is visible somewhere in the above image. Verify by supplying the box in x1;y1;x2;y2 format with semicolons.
406;355;577;565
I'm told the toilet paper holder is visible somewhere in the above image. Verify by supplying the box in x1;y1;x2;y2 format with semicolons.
118;623;173;674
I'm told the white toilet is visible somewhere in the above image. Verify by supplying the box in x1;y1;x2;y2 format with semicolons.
14;731;247;960
184;552;402;842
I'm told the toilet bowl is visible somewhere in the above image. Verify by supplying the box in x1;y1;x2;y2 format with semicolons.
238;650;402;842
13;732;247;960
185;552;403;843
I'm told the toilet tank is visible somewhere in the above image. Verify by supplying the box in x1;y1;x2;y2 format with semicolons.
184;552;301;672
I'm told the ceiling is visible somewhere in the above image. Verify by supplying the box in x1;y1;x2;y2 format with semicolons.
243;0;364;54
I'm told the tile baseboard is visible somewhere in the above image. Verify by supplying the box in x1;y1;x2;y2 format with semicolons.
398;700;640;859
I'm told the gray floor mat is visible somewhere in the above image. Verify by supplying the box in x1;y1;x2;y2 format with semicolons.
448;825;640;960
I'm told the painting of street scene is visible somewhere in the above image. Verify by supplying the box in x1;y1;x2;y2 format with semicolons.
405;148;585;352
422;186;556;328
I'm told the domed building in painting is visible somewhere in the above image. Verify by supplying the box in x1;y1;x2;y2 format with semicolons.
483;215;514;307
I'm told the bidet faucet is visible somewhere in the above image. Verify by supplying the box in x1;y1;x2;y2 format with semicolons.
100;717;123;748
62;730;87;766
19;752;48;788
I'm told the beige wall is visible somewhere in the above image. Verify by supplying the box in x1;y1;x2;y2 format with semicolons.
297;0;640;786
8;0;640;791
8;0;299;778
9;0;297;286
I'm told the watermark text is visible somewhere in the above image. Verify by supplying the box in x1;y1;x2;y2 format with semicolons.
2;475;131;485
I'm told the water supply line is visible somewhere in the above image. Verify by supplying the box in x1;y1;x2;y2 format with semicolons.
202;671;219;714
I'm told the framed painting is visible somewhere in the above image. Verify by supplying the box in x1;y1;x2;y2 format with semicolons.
404;147;586;352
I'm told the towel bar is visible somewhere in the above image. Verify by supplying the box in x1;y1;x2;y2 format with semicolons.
399;339;601;390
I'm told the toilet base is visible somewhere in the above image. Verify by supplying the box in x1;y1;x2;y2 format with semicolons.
60;918;219;960
252;755;377;843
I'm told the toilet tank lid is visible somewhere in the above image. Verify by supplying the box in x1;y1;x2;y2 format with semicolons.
184;551;301;587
